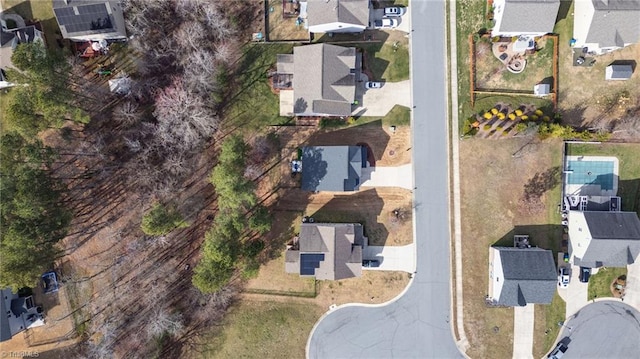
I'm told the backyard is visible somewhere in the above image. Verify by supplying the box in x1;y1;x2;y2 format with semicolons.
266;0;309;41
475;36;554;92
553;2;640;131
566;142;640;214
460;136;564;358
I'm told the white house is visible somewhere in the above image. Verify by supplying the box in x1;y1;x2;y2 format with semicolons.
491;0;560;37
568;211;640;268
573;0;640;54
487;246;557;306
305;0;370;34
0;288;45;342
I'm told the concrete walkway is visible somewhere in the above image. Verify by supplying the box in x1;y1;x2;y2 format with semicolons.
513;304;535;359
353;80;411;117
360;164;413;190
624;261;640;310
362;243;416;273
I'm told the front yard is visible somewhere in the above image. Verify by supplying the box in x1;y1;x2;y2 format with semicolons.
588;267;628;300
460;136;563;359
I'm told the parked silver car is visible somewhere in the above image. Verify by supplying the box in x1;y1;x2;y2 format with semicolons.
384;7;406;17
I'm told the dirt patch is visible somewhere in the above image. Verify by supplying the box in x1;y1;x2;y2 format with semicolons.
266;0;309;41
459;136;563;359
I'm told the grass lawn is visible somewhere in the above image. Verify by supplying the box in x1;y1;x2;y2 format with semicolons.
224;43;295;131
475;37;554;92
533;293;566;358
2;0;61;52
455;0;490;126
588;267;627;300
266;0;309;41
360;35;409;82
473;94;554;113
566;143;640;214
194;300;325;359
460;137;563;359
321;104;411;129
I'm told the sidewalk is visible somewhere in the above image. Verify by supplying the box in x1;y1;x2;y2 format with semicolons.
513;304;534;359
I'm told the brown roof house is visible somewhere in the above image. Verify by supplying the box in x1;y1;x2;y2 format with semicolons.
285;223;368;280
276;43;361;116
306;0;370;34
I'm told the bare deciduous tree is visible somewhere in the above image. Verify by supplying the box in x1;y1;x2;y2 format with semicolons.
146;308;184;339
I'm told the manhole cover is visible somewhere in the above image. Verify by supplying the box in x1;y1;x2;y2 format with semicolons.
389;150;395;156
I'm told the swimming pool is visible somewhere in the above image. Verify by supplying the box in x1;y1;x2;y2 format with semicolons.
566;160;615;190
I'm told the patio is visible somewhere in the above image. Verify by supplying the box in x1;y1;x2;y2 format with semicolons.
491;36;536;74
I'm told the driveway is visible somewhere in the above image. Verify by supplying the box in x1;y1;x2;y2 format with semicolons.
353;80;411;117
360;164;413;190
513;304;534;359
624;261;640;310
307;1;462;357
363;243;415;273
369;8;411;33
558;300;640;358
558;262;589;318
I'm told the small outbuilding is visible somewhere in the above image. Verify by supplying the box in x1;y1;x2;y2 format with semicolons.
605;64;633;80
534;83;551;97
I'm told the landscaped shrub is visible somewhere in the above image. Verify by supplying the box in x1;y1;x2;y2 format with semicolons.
462;117;479;136
141;204;189;236
508;113;516;120
483;124;492;130
483;112;492;119
515;123;527;133
496;124;504;130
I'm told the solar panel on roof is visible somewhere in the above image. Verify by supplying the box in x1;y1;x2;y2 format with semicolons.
55;3;114;33
300;253;324;275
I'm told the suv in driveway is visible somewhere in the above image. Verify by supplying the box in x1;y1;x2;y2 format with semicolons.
558;267;570;288
373;18;399;29
384;7;406;17
579;267;591;283
548;342;568;358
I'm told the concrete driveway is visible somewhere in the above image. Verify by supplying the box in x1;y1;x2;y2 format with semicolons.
559;263;589;318
369;8;411;33
624;261;640;310
362;243;415;273
360;164;413;190
559;300;640;358
513;304;534;359
353;80;411;117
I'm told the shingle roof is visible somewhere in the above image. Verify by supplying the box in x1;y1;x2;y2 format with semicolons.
583;0;640;48
52;0;126;40
291;43;357;116
495;247;557;306
576;211;640;267
307;0;370;28
606;64;633;79
495;0;560;34
285;223;366;280
301;146;363;192
0;289;12;342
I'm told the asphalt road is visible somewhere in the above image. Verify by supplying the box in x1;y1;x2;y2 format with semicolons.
558;300;640;359
306;1;462;357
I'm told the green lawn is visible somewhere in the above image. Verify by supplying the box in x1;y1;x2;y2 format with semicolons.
534;293;566;359
224;43;295;131
2;0;61;52
360;38;409;82
194;300;325;359
566;143;640;214
588;267;627;300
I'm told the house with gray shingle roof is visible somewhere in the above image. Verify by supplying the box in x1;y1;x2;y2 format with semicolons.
1;288;45;342
301;145;365;192
491;0;560;37
306;0;370;34
573;0;640;54
276;43;360;116
0;19;45;88
52;0;126;42
487;247;557;306
285;223;367;280
568;211;640;268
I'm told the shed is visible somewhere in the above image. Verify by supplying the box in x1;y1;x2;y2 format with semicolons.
605;64;633;80
534;83;551;96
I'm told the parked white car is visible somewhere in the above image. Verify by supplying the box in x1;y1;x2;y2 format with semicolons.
373;18;398;29
558;267;570;288
384;7;406;17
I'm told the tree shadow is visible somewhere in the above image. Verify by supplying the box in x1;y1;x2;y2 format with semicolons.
524;166;561;201
618;178;640;214
493;224;565;257
2;1;33;20
300;146;329;191
559;105;587;127
293;97;308;114
309;188;389;246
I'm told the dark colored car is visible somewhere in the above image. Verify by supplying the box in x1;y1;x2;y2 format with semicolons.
548;342;568;359
579;267;591;283
362;260;380;268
